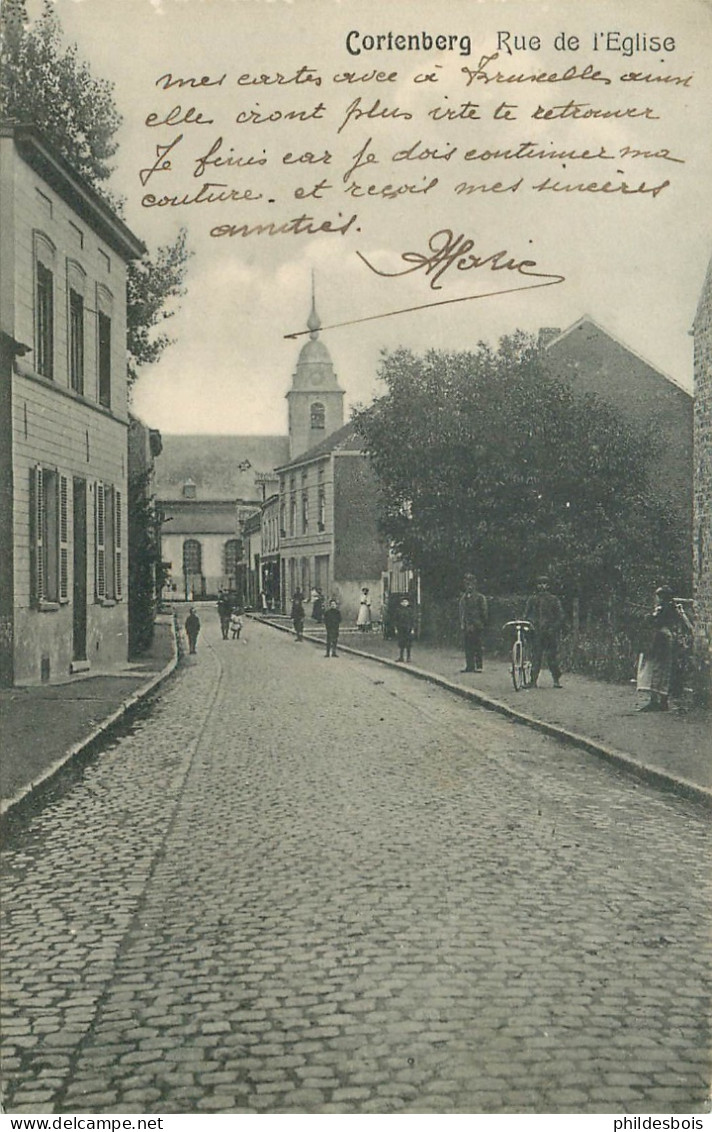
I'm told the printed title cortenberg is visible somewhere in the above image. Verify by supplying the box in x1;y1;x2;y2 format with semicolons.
346;30;473;57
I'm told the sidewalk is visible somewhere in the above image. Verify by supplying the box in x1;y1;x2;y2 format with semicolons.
264;615;712;807
1;612;708;819
0;614;178;816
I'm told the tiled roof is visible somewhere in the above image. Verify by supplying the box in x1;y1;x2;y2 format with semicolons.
155;435;290;501
546;316;689;395
276;421;365;471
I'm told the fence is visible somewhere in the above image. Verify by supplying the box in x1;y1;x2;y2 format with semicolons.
420;593;696;689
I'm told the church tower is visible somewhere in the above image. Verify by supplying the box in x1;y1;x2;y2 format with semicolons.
286;282;345;460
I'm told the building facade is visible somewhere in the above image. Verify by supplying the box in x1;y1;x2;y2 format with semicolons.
154;435;289;601
0;124;144;685
545;317;694;587
276;421;388;622
692;256;712;695
260;493;281;610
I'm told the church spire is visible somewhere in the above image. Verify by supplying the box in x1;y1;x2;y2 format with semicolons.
307;270;321;339
286;275;345;458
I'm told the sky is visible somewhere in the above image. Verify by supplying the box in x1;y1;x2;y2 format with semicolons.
39;0;712;434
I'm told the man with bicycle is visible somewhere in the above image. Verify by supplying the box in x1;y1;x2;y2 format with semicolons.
523;575;565;688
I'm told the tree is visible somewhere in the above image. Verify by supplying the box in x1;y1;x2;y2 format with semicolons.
1;0;190;387
353;333;684;609
1;0;121;192
127;228;189;387
128;469;163;655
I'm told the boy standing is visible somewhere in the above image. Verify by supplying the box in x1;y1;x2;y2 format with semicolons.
323;598;342;657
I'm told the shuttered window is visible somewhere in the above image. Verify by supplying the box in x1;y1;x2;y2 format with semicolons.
31;466;67;605
114;488;123;600
32;465;45;604
95;482;106;599
59;474;69;602
95;483;123;601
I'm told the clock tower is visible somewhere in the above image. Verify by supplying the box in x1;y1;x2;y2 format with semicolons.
286;285;345;459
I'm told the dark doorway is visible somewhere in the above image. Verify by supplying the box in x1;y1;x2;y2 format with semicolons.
73;478;87;661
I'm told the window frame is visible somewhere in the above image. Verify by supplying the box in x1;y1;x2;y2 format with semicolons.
310;401;326;430
69;287;85;394
36;259;54;380
95;482;122;602
31;465;69;608
98;310;112;408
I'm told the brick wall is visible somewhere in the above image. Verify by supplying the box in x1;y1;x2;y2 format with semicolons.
333;454;387;599
546;320;694;587
693;258;712;696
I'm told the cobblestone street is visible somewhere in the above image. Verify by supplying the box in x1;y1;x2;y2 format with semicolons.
1;617;709;1114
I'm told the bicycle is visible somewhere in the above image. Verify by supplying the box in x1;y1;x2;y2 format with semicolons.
503;620;534;691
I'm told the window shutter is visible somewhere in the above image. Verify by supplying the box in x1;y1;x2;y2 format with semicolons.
95;482;106;599
114;488;123;600
32;465;45;603
59;474;69;602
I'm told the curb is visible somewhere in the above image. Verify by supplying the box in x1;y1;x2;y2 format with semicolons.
0;615;180;823
254;616;712;811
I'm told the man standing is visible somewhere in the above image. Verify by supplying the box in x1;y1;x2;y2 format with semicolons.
394;597;415;663
185;607;201;655
523;575;565;688
216;589;232;640
458;574;488;673
323;598;342;657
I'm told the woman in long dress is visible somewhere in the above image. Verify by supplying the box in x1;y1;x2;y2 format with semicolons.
356;587;372;631
636;586;692;711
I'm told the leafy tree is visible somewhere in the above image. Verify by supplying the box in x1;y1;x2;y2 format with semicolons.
1;0;190;387
354;333;686;609
127;228;189;387
128;469;163;655
1;0;121;191
2;1;190;653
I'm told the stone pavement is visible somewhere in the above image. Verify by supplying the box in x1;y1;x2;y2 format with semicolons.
0;614;177;816
1;617;709;1114
261;615;712;806
2;606;709;822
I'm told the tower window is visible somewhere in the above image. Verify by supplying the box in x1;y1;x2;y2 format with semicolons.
310;402;325;429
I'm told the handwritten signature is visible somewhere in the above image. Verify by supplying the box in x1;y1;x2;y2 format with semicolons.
356;229;565;291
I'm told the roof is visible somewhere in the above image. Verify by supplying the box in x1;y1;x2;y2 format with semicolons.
546;316;690;396
160;501;238;536
1;122;145;261
276;420;366;472
154;434;290;501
